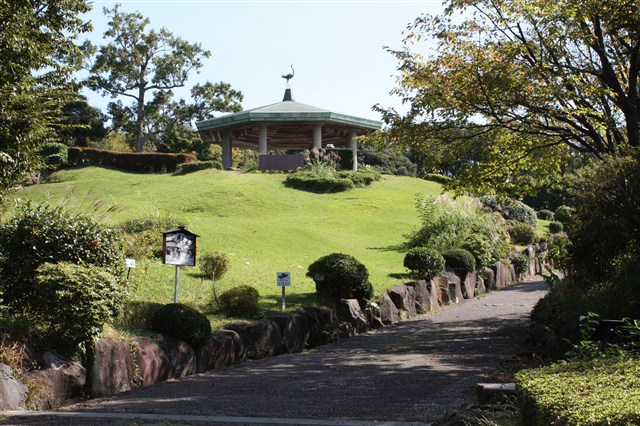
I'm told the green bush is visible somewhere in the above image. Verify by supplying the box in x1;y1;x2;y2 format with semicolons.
33;262;128;356
548;221;563;234
511;254;530;277
114;301;164;331
283;173;355;193
536;209;554;220
40;142;68;168
403;247;445;280
199;251;230;280
357;146;417;177
218;285;260;317
0;202;124;311
422;173;452;185
67;146;196;172
175;160;221;174
480;195;537;227
407;195;510;265
118;211;186;260
306;253;373;306
442;248;476;276
516;358;640;426
509;222;537;245
336;169;381;187
151;303;212;349
554;205;575;225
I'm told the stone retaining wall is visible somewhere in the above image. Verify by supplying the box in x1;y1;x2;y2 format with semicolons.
2;246;545;409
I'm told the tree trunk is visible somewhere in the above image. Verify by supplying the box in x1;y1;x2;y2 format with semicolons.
136;84;145;153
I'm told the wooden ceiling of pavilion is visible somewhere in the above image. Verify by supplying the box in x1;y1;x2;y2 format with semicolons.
199;122;372;151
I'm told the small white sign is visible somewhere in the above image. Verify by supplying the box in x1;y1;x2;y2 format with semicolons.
125;259;136;268
276;272;291;287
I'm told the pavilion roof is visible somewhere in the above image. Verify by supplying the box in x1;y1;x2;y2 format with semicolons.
196;99;382;133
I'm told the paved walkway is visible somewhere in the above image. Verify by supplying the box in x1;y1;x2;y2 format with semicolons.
2;280;547;425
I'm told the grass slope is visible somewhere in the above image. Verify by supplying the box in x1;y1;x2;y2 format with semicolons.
12;166;442;311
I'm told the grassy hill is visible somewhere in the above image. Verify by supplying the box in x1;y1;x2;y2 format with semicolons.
10;166;442;313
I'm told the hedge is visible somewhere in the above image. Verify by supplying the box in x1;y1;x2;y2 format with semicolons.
68;147;197;172
422;173;452;185
516;358;640;425
284;174;355;193
175;160;222;174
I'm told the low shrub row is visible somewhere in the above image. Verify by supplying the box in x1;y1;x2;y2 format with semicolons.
175;160;222;174
68;147;196;173
516;358;640;425
284;173;355;193
422;173;452;185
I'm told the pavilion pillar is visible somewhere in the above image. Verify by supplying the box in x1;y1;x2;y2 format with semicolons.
348;130;358;171
313;125;322;149
258;124;268;155
222;130;232;170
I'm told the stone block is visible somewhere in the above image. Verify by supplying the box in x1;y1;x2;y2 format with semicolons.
444;267;464;303
378;292;400;325
462;271;477;299
426;279;441;311
156;335;196;379
88;338;134;398
0;363;28;410
300;306;338;348
134;336;172;385
24;352;87;408
476;382;516;404
387;284;417;318
265;311;310;353
337;299;369;334
224;322;284;360
404;280;431;314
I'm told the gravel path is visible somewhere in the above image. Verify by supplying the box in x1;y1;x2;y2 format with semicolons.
2;279;547;425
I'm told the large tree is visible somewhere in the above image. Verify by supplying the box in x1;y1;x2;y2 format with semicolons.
0;0;91;205
376;0;640;193
86;5;241;152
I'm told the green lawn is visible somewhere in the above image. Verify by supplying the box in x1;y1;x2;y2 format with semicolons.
12;166;442;313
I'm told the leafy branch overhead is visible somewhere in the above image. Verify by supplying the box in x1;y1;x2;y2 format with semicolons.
84;4;243;152
376;0;640;195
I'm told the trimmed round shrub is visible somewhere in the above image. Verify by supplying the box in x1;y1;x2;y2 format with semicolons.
403;247;445;280
218;285;260;317
554;205;575;225
548;221;564;234
151;303;212;349
508;222;537;245
442;248;476;276
306;253;373;306
537;209;554;220
199;251;230;280
511;254;530;277
32;262;127;356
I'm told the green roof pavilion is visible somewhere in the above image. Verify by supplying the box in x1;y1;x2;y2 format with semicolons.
196;88;382;171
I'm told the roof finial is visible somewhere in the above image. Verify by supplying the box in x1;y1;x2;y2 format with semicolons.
281;64;294;88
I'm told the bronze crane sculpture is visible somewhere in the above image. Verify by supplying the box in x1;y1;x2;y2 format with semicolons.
282;64;294;87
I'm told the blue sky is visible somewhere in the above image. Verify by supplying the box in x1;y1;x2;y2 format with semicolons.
82;1;446;122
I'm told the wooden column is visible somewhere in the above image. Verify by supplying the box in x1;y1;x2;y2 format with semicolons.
259;124;268;154
313;125;322;149
222;130;232;170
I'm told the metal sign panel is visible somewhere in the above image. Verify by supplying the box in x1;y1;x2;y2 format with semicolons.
276;272;291;287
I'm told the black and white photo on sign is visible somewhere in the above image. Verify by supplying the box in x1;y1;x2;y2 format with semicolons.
164;233;196;266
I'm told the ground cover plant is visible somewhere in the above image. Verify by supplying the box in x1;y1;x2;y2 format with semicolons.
9;166;442;320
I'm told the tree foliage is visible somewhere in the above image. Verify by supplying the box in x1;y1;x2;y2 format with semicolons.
85;5;242;153
377;0;640;195
0;0;91;206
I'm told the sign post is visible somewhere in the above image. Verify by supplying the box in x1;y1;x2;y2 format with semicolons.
162;226;198;304
125;258;136;281
276;272;291;312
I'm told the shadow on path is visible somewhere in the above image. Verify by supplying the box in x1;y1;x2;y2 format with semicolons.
2;280;548;425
